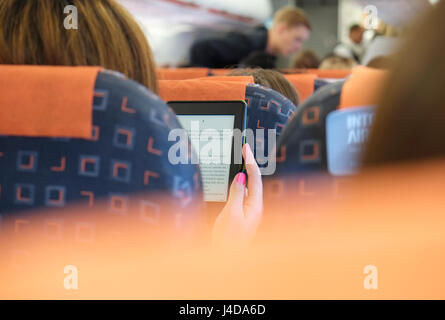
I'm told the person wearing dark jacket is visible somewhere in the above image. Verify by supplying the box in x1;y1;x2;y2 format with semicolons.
190;6;311;69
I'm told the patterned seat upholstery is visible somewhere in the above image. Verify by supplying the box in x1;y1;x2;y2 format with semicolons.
0;69;202;221
266;78;378;202
274;66;387;179
274;81;346;176
244;84;297;174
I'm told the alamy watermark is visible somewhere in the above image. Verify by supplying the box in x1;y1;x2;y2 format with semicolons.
64;5;78;30
363;5;378;30
363;265;378;290
64;265;79;290
168;123;278;175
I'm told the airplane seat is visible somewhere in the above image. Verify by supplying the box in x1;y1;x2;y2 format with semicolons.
284;73;316;103
159;79;297;166
306;69;352;79
267;67;387;199
0;66;202;221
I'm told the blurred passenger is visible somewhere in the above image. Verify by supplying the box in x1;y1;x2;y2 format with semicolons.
0;0;158;92
228;68;300;106
363;2;445;167
190;6;311;69
333;24;365;63
319;55;357;70
292;49;321;69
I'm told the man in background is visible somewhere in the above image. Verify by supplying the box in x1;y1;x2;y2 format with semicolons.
334;24;365;63
190;6;311;69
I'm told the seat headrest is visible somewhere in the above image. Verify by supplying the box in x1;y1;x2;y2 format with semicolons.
326;106;375;175
156;68;209;80
194;75;255;83
284;73;317;103
158;79;250;102
306;69;352;79
339;66;388;109
275;67;388;177
283;69;352;79
0;65;101;139
210;69;232;76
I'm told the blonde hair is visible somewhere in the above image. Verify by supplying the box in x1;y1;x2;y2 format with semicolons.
273;6;311;30
0;0;158;93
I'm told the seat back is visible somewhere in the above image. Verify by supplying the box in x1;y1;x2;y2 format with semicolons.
2;160;445;299
0;66;202;219
271;67;387;196
209;69;232;76
159;78;251;102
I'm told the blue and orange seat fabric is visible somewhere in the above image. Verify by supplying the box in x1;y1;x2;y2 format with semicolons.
283;69;353;103
266;66;387;199
159;67;350;104
1;68;444;300
283;73;317;103
0;65;202;225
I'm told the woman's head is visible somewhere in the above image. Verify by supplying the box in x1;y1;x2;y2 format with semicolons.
228;68;300;106
0;0;158;92
363;2;445;167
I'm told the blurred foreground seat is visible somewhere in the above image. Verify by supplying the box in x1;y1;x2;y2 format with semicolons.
1;159;444;299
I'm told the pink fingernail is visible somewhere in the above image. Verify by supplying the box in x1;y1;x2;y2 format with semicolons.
235;173;246;185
